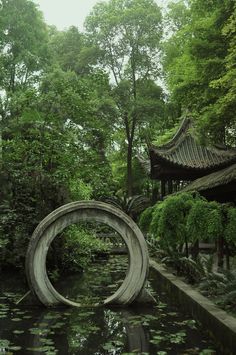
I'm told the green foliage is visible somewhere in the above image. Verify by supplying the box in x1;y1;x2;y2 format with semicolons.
0;35;115;271
150;329;186;345
0;116;90;268
206;203;224;240
166;254;214;284
149;202;165;239
142;191;236;312
199;269;236;313
139;206;154;233
0;0;48;94
152;193;195;252
186;200;209;242
48;26;96;74
165;0;191;32
143;192;228;259
85;0;164;195
39;66;115;198
0;204;15;266
69;178;92;201
102;194;150;221
225;207;236;244
152;123;180;146
186;199;223;242
58;226;108;273
85;0;163;81
163;0;235;143
1;0;235;276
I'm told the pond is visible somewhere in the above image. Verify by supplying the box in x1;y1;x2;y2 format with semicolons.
0;256;223;354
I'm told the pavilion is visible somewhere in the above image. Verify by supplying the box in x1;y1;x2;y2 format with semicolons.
148;118;236;198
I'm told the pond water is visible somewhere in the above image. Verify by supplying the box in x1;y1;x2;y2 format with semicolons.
0;256;223;354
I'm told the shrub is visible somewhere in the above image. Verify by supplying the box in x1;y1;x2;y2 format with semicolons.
102;194;150;220
206;202;223;241
199;270;236;314
139;206;154;233
48;225;108;275
225;207;236;244
150;202;165;238
186;200;223;243
151;193;196;255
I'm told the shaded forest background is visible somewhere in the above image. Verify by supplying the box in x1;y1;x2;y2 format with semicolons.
0;0;235;270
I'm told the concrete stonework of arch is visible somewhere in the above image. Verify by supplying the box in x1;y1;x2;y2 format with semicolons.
25;201;149;307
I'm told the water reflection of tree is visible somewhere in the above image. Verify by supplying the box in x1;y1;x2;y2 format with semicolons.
26;254;148;354
67;308;125;354
54;255;128;304
122;310;149;354
66;308;149;354
27;303;150;353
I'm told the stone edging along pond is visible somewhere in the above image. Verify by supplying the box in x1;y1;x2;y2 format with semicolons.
150;259;236;355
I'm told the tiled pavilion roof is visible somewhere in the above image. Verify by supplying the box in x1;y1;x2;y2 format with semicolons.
182;163;236;193
181;163;236;202
149;118;236;180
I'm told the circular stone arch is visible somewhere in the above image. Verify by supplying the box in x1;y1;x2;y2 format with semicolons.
26;201;149;307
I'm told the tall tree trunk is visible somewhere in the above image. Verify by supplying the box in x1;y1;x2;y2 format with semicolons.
126;47;137;197
191;240;199;260
127;138;133;197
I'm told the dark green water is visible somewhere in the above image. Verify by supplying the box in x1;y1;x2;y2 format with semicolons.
0;256;223;354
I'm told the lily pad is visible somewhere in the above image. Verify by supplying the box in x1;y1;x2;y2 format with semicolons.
9;346;22;351
13;330;24;335
23;315;32;319
29;327;48;335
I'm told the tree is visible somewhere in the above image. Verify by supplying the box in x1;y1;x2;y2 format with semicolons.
46;25;118;197
0;0;48;95
208;3;236;145
0;2;117;271
38;65;117;198
0;0;48;167
163;0;235;143
85;0;163;196
0;65;115;269
48;25;100;75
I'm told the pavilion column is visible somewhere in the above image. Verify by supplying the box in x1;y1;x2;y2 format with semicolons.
225;240;230;270
151;181;159;203
161;179;166;199
191;240;199;259
217;235;224;269
168;180;173;194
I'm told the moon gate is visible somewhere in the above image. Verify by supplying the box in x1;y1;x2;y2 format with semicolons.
25;201;149;307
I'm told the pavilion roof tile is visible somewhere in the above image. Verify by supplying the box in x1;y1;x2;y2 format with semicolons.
150;119;236;171
182;163;236;193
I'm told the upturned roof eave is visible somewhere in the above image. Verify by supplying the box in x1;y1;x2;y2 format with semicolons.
151;118;192;151
149;117;236;171
150;151;236;171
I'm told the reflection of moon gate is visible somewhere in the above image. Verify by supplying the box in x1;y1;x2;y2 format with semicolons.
26;201;149;307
